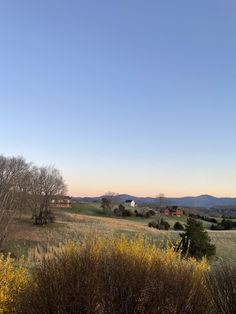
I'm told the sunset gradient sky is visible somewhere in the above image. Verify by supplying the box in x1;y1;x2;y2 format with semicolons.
1;0;236;197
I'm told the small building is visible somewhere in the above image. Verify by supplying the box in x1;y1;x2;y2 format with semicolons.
125;200;136;207
173;207;183;217
50;196;72;209
160;206;183;217
160;207;170;216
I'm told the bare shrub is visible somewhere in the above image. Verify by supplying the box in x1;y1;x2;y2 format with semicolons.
142;260;209;314
206;262;236;314
98;248;148;313
15;242;101;313
15;236;210;314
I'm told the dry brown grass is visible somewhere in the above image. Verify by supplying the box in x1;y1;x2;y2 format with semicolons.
6;211;176;257
206;262;236;314
5;209;236;263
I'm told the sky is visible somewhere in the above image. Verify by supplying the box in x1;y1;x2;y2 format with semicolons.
1;0;236;197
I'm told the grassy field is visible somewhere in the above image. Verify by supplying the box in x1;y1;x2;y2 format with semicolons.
5;202;236;263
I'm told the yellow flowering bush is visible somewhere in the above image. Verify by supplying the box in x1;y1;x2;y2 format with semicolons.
0;255;28;314
16;234;210;314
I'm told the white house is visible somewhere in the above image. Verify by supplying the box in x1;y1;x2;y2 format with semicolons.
125;200;136;207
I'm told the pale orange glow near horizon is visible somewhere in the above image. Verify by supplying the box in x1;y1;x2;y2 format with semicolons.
65;167;236;199
68;185;236;198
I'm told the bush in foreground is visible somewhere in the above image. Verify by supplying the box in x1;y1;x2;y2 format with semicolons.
206;262;236;314
15;235;209;314
2;235;236;314
0;255;28;314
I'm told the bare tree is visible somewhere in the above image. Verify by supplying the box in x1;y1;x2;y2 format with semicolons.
157;193;165;208
0;156;31;250
101;191;119;216
30;166;67;224
0;155;67;249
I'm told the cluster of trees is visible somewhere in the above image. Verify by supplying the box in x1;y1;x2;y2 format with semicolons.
148;216;216;259
101;193;158;219
148;217;170;230
0;155;66;250
209;206;236;218
189;213;218;224
185;213;236;231
222;214;236;219
100;195;216;260
211;218;236;230
101;192;118;216
134;208;156;218
114;204;132;217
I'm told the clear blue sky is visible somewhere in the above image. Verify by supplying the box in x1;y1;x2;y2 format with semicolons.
1;0;236;197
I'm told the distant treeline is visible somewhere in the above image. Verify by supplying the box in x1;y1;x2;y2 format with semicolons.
188;213;218;224
188;213;236;230
210;219;236;231
208;206;236;218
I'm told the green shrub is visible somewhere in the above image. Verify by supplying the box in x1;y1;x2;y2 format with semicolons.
144;209;156;218
122;208;132;216
134;208;155;218
160;219;170;230
174;221;184;230
114;205;132;217
210;224;224;230
148;218;170;230
148;221;158;228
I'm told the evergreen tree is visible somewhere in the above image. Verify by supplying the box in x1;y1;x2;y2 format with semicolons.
174;221;184;230
180;218;216;259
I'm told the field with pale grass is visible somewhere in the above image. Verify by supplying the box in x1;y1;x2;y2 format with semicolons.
5;202;236;263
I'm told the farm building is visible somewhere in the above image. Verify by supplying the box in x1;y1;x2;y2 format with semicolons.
125;200;136;207
160;206;183;217
50;196;72;209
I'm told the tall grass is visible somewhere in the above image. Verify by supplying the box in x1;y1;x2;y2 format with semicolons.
206;262;236;314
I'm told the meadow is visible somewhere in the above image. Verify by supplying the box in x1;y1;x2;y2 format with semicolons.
1;202;236;313
5;202;236;263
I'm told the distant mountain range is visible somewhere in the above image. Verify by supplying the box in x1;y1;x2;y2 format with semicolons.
73;194;236;208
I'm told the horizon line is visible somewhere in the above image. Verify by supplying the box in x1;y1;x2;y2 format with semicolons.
70;193;236;199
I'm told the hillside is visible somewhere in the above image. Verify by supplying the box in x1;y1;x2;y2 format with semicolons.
74;194;236;209
5;202;236;263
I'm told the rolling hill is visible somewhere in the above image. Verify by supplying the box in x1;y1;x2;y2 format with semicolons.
73;194;236;208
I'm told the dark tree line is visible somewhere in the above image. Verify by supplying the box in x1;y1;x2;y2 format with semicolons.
211;218;236;230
